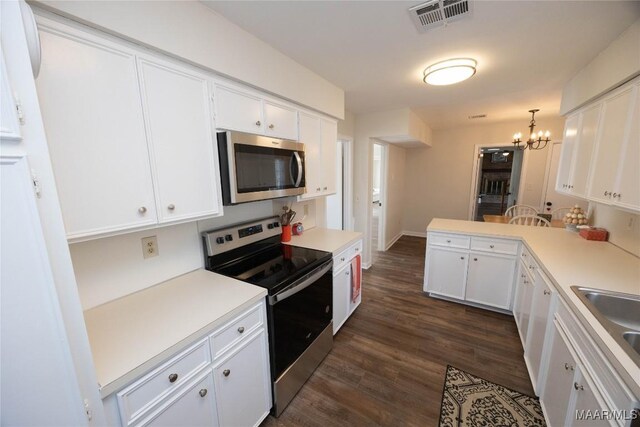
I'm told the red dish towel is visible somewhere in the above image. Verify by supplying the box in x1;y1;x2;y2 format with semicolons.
351;254;361;303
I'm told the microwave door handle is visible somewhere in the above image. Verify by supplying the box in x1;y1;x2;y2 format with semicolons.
268;260;332;305
291;152;303;188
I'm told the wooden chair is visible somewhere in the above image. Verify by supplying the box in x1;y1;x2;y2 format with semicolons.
551;207;572;220
508;215;551;227
504;204;539;217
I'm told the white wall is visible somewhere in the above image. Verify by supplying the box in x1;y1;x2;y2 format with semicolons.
338;110;356;139
401;117;566;234
561;19;640;115
384;144;406;247
590;203;640;258
34;0;344;119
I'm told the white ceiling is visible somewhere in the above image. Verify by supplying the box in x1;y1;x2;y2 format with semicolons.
202;1;640;129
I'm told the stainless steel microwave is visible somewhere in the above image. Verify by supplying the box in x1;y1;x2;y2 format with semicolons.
217;131;306;205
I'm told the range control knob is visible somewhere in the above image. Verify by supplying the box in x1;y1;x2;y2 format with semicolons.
225;234;233;242
273;222;280;228
267;223;274;229
216;237;225;244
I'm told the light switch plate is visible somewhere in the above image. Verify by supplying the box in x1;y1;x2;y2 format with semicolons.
141;236;158;259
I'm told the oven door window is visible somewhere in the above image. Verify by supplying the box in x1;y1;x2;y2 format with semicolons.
234;144;304;193
271;270;332;379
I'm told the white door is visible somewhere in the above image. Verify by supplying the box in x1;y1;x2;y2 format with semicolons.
213;331;271;427
524;271;554;393
321;119;338;195
465;253;516;309
540;322;578;426
140;372;218;427
333;263;351;334
299;113;322;198
214;85;264;134
572;367;610;427
542;142;586;215
263;101;298;140
36;25;157;238
424;247;468;300
137;56;221;223
555;114;579;193
325;140;343;229
613;84;640;211
1;156;86;425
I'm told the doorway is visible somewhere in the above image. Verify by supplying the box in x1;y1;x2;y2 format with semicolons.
471;146;524;221
371;143;386;260
326;138;353;230
540;141;587;215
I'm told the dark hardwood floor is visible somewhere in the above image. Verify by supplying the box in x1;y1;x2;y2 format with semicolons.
262;236;533;427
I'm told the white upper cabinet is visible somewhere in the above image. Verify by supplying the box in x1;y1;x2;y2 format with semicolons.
614;82;640;211
137;56;221;223
321;119;338;195
214;83;299;140
36;22;158;239
298;113;337;199
569;104;601;197
555;113;579;193
0;47;22;141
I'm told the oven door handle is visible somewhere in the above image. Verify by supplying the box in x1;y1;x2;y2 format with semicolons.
269;260;332;305
290;152;303;188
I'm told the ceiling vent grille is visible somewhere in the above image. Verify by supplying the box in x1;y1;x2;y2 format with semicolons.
409;0;472;32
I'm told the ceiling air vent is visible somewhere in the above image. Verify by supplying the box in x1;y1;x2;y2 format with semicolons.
409;0;472;32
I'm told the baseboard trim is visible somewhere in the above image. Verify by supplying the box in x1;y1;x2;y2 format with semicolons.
402;230;427;238
385;233;403;251
363;261;372;270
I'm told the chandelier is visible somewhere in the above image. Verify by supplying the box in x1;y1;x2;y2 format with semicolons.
512;109;550;150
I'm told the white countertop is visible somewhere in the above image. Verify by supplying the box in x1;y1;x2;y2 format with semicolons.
84;269;266;397
284;227;363;253
427;218;640;396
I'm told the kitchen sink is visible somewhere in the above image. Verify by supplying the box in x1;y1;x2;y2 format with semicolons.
572;286;640;367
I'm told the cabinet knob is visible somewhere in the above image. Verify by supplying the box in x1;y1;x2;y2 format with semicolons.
341;257;345;262
355;248;359;252
460;256;464;260
604;191;610;196
255;120;261;126
138;206;147;214
269;124;274;129
613;192;620;198
543;289;551;295
473;258;478;261
199;389;208;397
168;373;178;383
446;240;451;243
323;186;328;191
345;271;349;276
489;245;494;249
223;369;230;377
574;382;584;391
168;204;175;211
564;362;574;371
237;326;245;334
316;187;321;192
529;265;534;270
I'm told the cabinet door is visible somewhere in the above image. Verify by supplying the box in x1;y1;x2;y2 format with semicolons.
321;119;338;195
139;372;218;427
572;366;611;427
588;85;635;204
36;25;157;238
465;253;516;309
556;113;579;193
137;57;221;223
298;113;323;199
263;101;298;140
518;276;535;346
513;262;528;341
424;246;468;300
333;264;351;335
613;84;640;211
541;322;578;427
0;48;21;141
213;330;271;427
570;104;601;197
214;85;264;134
524;271;554;393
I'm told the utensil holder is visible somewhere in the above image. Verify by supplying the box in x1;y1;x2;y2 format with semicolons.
281;224;292;242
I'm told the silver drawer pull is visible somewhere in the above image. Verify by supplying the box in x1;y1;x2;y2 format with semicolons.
138;206;147;214
473;258;478;261
574;382;584;391
237;326;245;334
269;124;274;129
199;389;208;398
168;204;175;211
255;120;261;126
168;373;178;383
460;256;464;260
223;369;230;377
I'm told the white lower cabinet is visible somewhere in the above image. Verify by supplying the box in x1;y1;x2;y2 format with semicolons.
113;302;271;427
213;330;271;427
424;232;518;310
332;239;363;335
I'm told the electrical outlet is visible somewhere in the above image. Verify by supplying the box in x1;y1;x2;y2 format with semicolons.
628;216;636;230
141;236;158;259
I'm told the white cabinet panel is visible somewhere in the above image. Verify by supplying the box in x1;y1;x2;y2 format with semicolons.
263;101;298;140
333;263;351;335
424;246;468;300
37;25;157;238
465;253;516;310
299;113;323;198
0;48;21;141
214;85;264;134
213;330;271;427
588;85;635;204
556;113;579;193
137;57;221;223
515;268;535;346
572;367;611;427
570;104;601;197
138;372;218;427
614;84;640;211
524;270;554;393
321;119;338;195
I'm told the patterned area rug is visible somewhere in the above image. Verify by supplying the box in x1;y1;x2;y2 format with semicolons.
439;365;546;427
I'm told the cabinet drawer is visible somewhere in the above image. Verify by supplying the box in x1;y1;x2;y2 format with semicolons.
117;339;211;426
470;237;519;255
210;303;263;360
428;233;470;249
333;240;362;272
556;300;635;420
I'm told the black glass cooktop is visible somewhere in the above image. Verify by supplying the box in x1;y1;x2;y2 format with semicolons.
207;239;331;295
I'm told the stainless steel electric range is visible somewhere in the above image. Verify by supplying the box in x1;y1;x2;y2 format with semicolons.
202;217;333;417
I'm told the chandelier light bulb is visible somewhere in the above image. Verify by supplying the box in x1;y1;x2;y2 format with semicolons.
545;131;551;137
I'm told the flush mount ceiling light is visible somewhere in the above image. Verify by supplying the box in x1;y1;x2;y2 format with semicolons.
423;58;477;85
